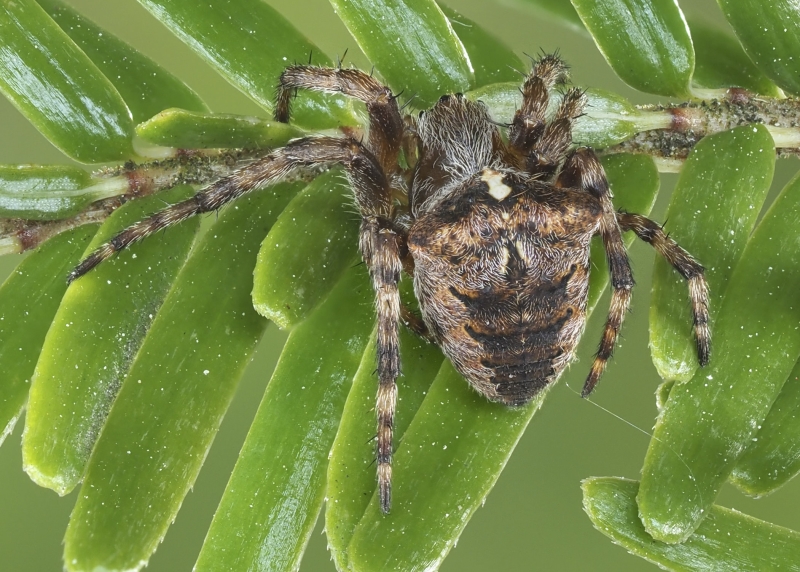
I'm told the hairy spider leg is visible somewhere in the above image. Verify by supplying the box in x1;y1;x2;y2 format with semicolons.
507;54;568;158
527;87;587;176
555;148;635;397
617;212;710;365
507;54;586;177
276;66;411;513
275;65;405;175
68;137;387;281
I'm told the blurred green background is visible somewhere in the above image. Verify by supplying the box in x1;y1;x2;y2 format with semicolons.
2;0;800;570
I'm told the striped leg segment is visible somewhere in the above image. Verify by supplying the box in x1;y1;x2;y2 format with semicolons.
360;218;403;513
617;212;710;366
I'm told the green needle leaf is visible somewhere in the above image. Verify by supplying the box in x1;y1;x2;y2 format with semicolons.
252;170;359;329
718;0;800;95
573;89;639;150
329;0;474;106
689;19;782;97
731;358;800;496
195;263;373;572
22;185;200;496
571;0;694;97
136;109;304;150
584;477;800;571
638;170;800;543
136;0;356;129
63;183;301;572
0;225;98;447
37;0;207;124
438;3;525;87
650;124;775;383
0;165;101;220
0;0;134;162
505;0;586;33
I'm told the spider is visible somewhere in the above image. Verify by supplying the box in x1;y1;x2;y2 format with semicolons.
67;54;710;514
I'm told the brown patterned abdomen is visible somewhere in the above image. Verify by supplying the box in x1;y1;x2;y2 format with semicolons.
408;174;600;405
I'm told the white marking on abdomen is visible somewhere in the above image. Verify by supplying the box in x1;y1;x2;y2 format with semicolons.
481;169;512;201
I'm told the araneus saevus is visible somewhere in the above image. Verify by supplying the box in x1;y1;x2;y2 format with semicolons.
68;54;710;513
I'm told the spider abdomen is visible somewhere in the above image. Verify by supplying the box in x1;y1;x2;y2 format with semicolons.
408;171;601;405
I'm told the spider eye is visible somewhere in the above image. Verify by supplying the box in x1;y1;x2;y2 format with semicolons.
438;94;451;104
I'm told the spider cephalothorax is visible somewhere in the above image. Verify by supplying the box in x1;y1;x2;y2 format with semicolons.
68;54;710;513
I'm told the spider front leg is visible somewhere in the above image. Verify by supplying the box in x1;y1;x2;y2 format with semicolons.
556;148;634;397
617;212;710;365
69;136;390;278
508;54;586;176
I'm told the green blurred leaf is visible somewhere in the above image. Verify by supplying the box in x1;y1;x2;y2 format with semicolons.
330;0;474;106
347;361;546;571
136;109;304;150
0;0;134;162
731;358;800;496
438;2;525;87
650;124;775;383
63;183;301;572
195;263;373;572
38;0;207;124
22;185;199;495
253;169;359;329
587;154;659;313
0;225;97;447
505;0;585;32
689;19;782;97
584;477;800;571
327;304;444;570
571;0;694;97
639;170;800;543
718;0;800;95
136;0;356;129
